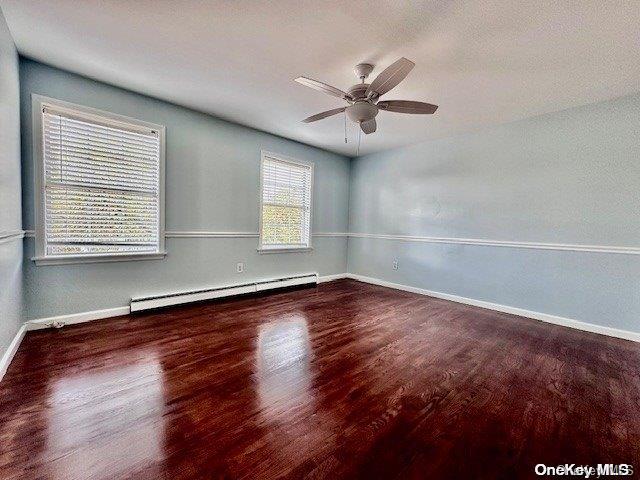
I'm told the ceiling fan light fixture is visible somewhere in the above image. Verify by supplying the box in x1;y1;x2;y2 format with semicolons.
346;101;378;123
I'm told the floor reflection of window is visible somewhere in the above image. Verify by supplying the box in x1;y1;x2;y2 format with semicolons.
45;352;165;480
256;317;312;417
253;316;340;472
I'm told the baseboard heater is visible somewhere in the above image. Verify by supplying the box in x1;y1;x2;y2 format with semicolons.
130;273;318;312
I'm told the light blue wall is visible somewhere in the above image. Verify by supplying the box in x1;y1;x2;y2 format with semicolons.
348;94;640;333
0;7;22;356
20;59;350;320
17;58;640;335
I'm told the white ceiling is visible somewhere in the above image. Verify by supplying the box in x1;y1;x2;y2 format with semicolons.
2;1;639;156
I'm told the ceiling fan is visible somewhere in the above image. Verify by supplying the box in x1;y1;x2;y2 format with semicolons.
295;58;438;136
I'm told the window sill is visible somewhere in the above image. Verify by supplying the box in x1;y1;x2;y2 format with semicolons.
257;246;313;254
32;251;167;266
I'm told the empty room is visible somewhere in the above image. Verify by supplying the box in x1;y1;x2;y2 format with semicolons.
0;1;639;478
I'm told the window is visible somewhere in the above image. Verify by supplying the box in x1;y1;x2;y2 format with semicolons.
259;152;313;252
32;95;165;265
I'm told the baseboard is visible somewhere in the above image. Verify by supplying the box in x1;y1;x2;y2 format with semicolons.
345;273;640;343
0;324;27;382
28;271;630;349
131;273;319;312
24;272;347;328
318;273;348;283
26;306;131;331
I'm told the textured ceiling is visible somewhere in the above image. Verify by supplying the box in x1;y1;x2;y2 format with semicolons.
2;0;639;156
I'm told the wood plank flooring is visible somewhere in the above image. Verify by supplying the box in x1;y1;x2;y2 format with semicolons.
0;279;638;479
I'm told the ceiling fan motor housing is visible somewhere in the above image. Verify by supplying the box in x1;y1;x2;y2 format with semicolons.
346;101;378;123
347;83;369;100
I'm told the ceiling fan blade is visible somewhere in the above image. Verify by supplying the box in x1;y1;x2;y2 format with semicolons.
377;100;438;114
365;57;415;97
360;118;377;134
295;76;352;101
302;107;346;123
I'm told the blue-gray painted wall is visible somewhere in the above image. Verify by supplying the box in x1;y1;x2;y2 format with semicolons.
348;93;640;333
20;59;350;320
0;6;22;358
16;57;640;335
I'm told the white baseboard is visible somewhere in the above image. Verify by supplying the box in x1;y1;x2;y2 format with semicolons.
345;273;640;343
24;272;345;328
0;324;27;382
318;273;348;283
26;306;131;331
131;273;319;312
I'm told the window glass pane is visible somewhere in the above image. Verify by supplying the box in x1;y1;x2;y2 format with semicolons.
260;156;312;249
261;205;304;245
41;105;161;257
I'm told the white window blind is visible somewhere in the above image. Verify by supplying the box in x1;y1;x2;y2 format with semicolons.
259;154;313;250
41;105;162;258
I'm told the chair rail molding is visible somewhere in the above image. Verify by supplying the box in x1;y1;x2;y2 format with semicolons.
348;232;640;255
0;230;25;244
164;231;349;238
23;229;638;254
165;231;258;238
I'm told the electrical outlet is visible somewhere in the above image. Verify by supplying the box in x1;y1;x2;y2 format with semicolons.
236;262;244;273
392;259;399;270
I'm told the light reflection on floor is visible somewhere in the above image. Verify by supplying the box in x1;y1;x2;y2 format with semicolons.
256;316;313;418
252;315;343;472
45;351;165;480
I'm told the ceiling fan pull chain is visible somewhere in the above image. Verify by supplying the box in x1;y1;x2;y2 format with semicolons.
356;125;361;156
344;111;347;143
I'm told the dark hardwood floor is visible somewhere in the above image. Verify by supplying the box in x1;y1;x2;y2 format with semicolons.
0;279;638;479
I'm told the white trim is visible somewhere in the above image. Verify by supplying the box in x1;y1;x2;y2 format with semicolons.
131;273;318;312
30;94;167;265
0;324;27;383
257;246;313;254
348;233;640;255
166;231;345;238
258;150;314;252
24;273;326;329
318;273;348;283
345;273;640;343
0;230;25;245
38;97;163;134
27;230;635;254
131;285;255;312
312;232;349;237
166;231;259;238
255;274;317;291
32;252;167;266
26;306;131;331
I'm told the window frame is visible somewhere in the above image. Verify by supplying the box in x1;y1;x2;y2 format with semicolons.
257;150;314;254
31;94;167;266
